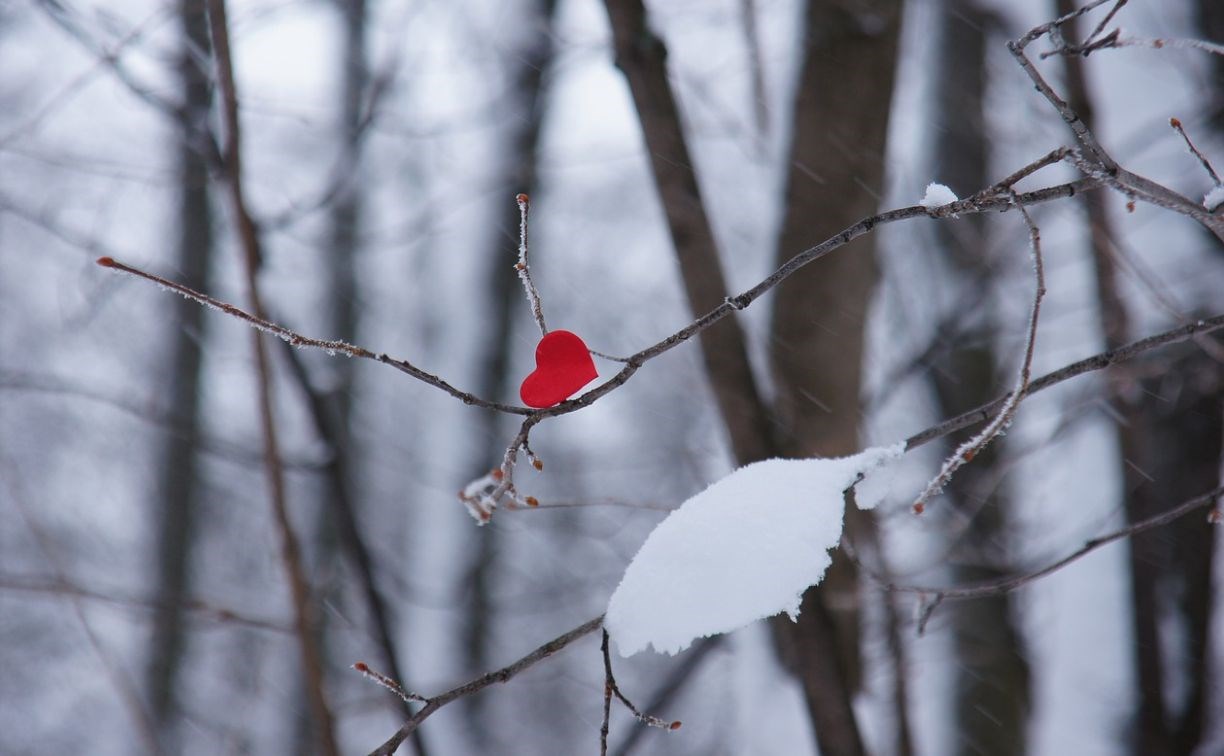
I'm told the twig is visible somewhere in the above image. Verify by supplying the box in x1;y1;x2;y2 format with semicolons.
904;313;1224;451
368;615;605;756
911;192;1047;513
1169;117;1221;185
611;638;718;756
1109;35;1224;58
1008;1;1224;242
873;486;1224;607
94;265;1224;508
600;629;680;755
203;1;339;752
992;147;1072;190
98;168;1094;426
275;337;415;720
0;574;292;634
353;662;429;705
515;193;549;335
1082;0;1127;50
94;256;526;415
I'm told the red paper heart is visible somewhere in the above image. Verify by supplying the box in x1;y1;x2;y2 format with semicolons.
520;330;598;408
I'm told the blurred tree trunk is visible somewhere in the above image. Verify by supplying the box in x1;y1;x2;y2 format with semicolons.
146;0;214;743
1199;0;1224;130
604;0;900;753
1060;3;1220;753
603;0;776;468
766;1;900;752
307;2;428;754
926;4;1030;754
459;0;559;746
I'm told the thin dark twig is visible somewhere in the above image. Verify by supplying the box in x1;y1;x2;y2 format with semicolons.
275;337;414;718
1008;1;1224;241
601;632;614;756
911;191;1047;513
0;574;292;634
1083;0;1127;49
368;615;605;756
1169;117;1221;185
874;486;1224;604
353;662;429;705
600;630;680;750
96;173;1098;426
904;313;1224;451
515;193;548;335
94;256;526;415
993;147;1072;189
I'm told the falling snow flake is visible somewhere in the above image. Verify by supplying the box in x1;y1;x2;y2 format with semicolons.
604;444;904;657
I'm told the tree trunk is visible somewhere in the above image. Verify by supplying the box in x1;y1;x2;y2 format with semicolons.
146;0;214;743
603;0;776;467
766;2;900;752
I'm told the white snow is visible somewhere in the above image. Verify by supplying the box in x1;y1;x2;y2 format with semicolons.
1204;184;1224;211
920;182;959;208
604;444;905;657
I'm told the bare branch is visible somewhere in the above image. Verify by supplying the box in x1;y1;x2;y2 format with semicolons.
912;192;1047;514
94;256;527;415
871;486;1223;605
1008;1;1224;241
203;0;339;751
599;629;680;755
515;193;548;335
904;313;1224;451
0;574;292;634
1169;117;1221;185
368;615;605;756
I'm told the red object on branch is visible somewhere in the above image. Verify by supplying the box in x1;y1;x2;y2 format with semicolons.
520;330;597;408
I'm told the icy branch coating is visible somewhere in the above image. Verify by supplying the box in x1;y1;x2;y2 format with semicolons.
604;444;904;657
515;193;548;335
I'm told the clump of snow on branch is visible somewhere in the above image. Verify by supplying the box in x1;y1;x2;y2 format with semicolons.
920;182;958;208
1204;184;1224;212
604;444;905;657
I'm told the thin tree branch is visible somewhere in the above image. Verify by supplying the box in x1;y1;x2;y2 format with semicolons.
903;313;1224;451
95;175;1098;422
0;574;292;634
1169;117;1221;185
912;193;1047;513
599;629;680;755
203;1;339;752
1008;0;1224;242
275;337;414;721
871;486;1224;602
367;615;605;756
515;193;548;335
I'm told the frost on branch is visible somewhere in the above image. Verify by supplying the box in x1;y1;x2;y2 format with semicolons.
604;444;904;657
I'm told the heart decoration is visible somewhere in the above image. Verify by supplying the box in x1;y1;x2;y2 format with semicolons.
520;330;598;408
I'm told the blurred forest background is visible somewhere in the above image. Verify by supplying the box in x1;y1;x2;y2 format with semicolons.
2;0;1223;754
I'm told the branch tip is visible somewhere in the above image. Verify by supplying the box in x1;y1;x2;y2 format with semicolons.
96;256;116;267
